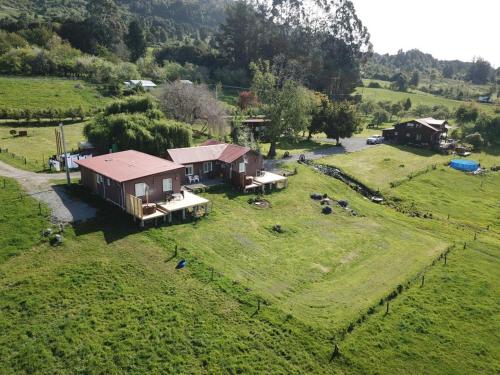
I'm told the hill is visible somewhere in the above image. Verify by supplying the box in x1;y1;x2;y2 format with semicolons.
0;0;229;41
363;49;498;88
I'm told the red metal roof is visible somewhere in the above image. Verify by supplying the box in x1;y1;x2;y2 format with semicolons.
167;143;251;164
75;150;184;183
218;144;251;163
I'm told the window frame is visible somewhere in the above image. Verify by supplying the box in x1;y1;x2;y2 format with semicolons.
185;164;193;176
135;182;147;197
239;162;246;173
162;178;173;192
203;161;213;173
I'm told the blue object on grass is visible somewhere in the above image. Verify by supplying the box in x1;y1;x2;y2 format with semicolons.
176;259;187;269
450;159;479;172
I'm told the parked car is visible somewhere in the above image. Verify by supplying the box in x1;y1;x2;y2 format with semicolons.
367;135;384;145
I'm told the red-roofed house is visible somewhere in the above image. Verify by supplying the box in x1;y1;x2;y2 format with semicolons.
76;150;185;209
165;142;264;189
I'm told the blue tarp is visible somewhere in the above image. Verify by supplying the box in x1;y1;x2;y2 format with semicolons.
450;159;479;172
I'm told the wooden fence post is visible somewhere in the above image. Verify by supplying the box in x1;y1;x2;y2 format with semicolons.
421;275;425;287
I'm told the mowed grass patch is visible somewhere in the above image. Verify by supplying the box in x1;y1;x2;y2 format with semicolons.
0;76;111;111
260;138;332;158
0;122;86;171
338;234;500;374
391;168;500;231
158;165;448;330
0;183;332;374
0;178;49;263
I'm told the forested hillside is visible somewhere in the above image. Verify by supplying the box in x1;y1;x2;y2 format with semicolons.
0;0;229;41
364;49;498;85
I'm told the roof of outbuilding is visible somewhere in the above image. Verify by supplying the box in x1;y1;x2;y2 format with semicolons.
397;118;447;132
166;143;252;164
75;150;183;183
129;80;157;87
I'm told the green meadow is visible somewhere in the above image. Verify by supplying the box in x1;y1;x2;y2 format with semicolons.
1;144;499;373
0;76;111;111
0;122;86;171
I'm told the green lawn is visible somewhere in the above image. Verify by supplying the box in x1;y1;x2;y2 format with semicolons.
391;168;500;231
0;122;86;171
318;144;499;192
357;84;497;115
1;145;499;373
338;234;500;374
155;166;449;331
0;76;111;111
259;138;332;158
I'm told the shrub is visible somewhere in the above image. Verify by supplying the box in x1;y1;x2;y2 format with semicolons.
464;132;484;150
367;81;381;88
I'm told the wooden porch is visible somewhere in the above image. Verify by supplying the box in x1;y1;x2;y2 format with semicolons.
125;191;210;227
243;171;288;193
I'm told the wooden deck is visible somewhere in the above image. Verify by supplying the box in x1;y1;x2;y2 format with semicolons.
244;171;288;192
126;191;210;226
183;178;224;193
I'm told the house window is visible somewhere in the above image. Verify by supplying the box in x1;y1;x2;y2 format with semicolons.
406;133;411;137
135;182;147;197
185;164;193;176
239;162;246;173
162;178;173;192
415;134;422;141
97;174;103;184
106;178;111;186
203;161;213;173
394;132;399;136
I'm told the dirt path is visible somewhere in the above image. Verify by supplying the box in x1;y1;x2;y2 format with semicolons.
0;161;96;223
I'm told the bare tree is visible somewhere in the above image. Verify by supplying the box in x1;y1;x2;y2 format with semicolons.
156;81;228;135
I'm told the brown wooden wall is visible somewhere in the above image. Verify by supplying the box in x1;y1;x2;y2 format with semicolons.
80;166;183;207
123;169;183;204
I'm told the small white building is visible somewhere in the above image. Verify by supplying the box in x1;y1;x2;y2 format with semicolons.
124;80;157;91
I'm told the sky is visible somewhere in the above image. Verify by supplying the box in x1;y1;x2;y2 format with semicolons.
351;0;500;67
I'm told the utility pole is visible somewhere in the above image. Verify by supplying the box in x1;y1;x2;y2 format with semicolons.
59;122;71;185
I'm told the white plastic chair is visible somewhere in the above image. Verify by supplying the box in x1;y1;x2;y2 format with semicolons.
193;175;200;183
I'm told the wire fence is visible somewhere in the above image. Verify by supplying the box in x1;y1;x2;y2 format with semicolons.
0;147;48;171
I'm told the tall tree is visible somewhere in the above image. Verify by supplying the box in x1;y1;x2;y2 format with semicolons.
125;20;147;62
467;57;493;84
251;61;313;158
322;101;362;144
85;0;125;51
409;71;420;87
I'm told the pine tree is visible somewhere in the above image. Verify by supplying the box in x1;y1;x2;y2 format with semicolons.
125;20;147;62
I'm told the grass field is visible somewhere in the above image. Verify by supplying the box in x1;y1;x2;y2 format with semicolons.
259;138;332;158
0;122;86;171
338;233;500;374
319;144;499;192
0;145;499;372
0;76;111;111
357;83;497;116
156;166;450;331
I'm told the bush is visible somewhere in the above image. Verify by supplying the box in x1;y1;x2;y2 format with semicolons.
105;95;157;115
84;113;192;155
464;132;484;150
367;81;381;88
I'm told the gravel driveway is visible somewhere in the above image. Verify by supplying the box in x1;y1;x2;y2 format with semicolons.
0;161;96;223
264;137;375;170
